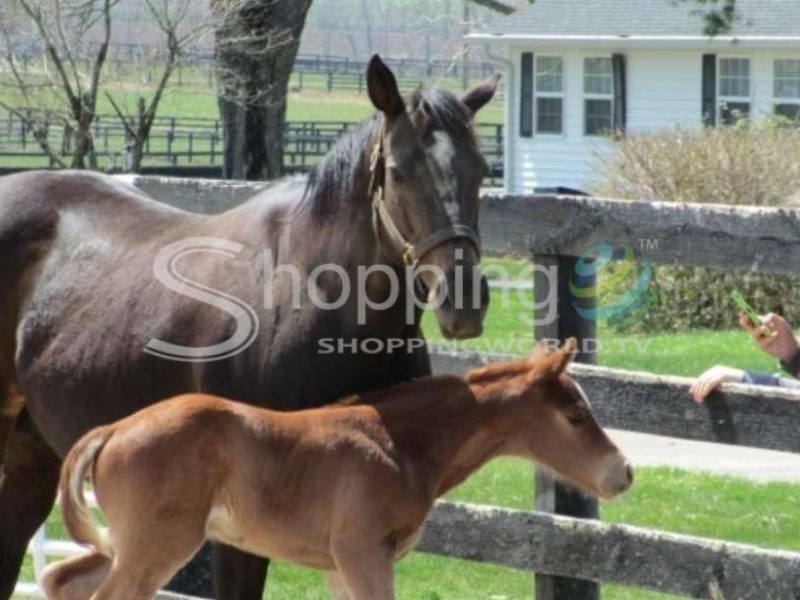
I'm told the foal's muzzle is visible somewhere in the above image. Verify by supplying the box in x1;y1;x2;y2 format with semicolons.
601;458;634;498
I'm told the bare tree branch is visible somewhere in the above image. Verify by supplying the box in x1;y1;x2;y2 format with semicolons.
466;0;515;15
0;99;68;168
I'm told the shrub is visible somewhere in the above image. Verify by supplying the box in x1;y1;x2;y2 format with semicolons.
593;118;800;206
604;264;800;334
593;121;800;333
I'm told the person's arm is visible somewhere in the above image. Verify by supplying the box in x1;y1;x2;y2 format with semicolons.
739;312;800;378
690;366;790;404
690;365;745;404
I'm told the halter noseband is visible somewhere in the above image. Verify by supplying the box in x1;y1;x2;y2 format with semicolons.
367;125;482;268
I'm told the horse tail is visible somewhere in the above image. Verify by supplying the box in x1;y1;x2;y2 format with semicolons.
60;426;114;557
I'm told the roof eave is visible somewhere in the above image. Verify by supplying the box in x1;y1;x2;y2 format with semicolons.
464;33;800;49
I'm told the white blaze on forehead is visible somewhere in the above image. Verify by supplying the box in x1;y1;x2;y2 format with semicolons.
427;130;460;222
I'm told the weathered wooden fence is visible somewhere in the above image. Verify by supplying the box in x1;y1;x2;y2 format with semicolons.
0;112;504;185
15;177;800;599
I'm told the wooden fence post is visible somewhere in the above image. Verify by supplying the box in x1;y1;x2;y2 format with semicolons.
533;253;599;600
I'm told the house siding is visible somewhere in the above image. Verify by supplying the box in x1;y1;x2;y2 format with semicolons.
505;46;800;194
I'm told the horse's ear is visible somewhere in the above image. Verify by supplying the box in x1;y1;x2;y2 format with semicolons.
528;337;578;381
532;338;551;356
461;73;500;116
367;54;404;117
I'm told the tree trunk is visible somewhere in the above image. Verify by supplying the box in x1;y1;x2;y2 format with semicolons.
70;124;94;169
215;0;313;181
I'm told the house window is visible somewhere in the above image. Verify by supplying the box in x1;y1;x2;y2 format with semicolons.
718;57;750;124
584;57;613;135
535;56;564;134
774;59;800;121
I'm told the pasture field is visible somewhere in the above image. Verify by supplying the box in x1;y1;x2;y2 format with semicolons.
0;69;505;172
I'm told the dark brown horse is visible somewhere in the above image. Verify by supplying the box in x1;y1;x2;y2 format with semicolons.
0;55;496;599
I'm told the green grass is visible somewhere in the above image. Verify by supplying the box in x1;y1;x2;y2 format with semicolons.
421;257;777;378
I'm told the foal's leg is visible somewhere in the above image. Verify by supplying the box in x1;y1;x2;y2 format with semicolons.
90;513;207;600
327;571;352;600
0;411;60;600
331;542;394;600
212;543;269;600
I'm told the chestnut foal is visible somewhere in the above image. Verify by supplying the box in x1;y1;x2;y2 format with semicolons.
42;339;632;600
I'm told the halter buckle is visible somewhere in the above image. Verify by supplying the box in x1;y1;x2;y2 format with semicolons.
402;245;416;267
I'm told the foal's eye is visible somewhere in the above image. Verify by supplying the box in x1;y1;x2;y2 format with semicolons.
567;412;587;427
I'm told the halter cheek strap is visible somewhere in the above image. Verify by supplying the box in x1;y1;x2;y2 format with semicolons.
368;129;482;268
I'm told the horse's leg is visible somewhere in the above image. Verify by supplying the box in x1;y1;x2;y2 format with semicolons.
212;543;269;600
90;505;207;600
0;410;60;600
40;551;111;600
0;385;23;454
328;571;352;600
331;542;394;600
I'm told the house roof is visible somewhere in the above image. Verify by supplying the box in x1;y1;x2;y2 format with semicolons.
468;0;800;47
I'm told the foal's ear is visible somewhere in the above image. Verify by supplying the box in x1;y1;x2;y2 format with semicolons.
367;54;405;117
461;73;500;116
529;337;578;381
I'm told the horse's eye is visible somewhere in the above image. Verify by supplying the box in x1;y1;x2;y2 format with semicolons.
567;412;587;427
388;166;405;184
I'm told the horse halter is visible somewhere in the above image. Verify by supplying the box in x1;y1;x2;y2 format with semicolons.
367;125;482;268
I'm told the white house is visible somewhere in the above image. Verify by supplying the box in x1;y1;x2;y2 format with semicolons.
467;0;800;193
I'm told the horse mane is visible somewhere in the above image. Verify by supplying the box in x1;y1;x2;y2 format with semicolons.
465;357;533;386
334;374;467;408
297;86;476;220
334;356;535;410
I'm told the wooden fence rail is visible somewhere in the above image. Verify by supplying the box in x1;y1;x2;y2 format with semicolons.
431;351;800;453
418;501;800;600
478;193;800;273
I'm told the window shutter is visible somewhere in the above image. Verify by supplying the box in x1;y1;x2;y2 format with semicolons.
702;54;717;126
612;53;627;133
520;52;534;137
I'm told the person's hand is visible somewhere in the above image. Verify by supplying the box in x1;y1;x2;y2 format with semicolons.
738;312;799;363
689;365;745;404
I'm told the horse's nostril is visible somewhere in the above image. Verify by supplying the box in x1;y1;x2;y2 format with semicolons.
625;464;634;485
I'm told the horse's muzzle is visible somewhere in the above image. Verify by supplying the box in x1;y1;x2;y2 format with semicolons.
434;269;489;340
601;459;635;498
